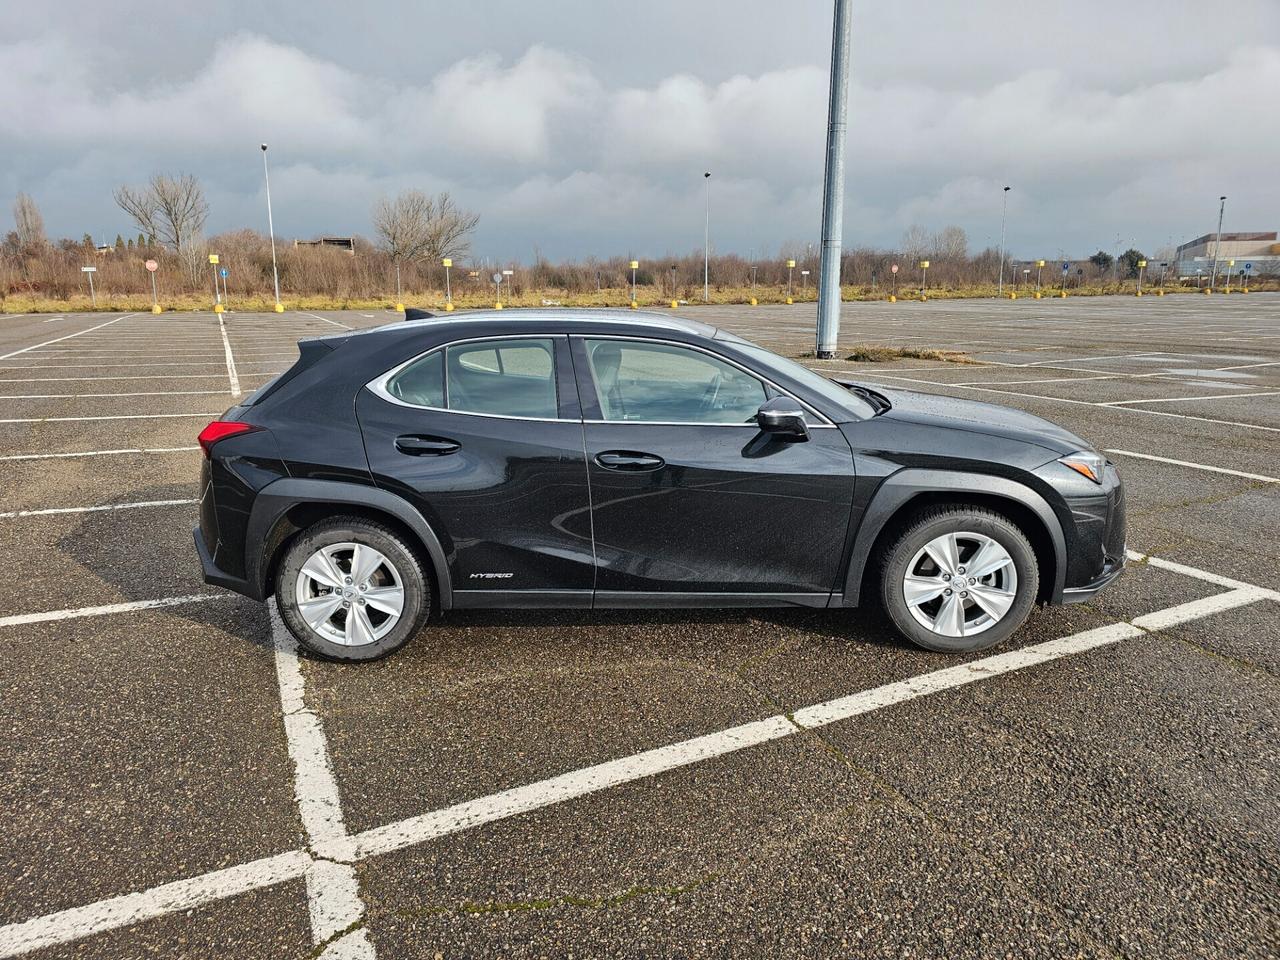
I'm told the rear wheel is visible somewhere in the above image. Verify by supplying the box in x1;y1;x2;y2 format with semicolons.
878;506;1038;653
276;517;430;661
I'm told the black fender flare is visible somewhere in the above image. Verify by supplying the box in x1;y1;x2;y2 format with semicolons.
245;478;453;609
840;469;1067;606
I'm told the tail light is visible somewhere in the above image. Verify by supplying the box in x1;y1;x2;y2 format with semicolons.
198;420;259;457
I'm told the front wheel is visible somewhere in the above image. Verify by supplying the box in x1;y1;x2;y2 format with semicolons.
878;506;1039;653
276;517;430;662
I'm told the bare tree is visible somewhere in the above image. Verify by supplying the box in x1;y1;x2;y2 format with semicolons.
113;174;209;253
13;193;47;252
901;224;930;263
932;225;968;261
372;190;479;296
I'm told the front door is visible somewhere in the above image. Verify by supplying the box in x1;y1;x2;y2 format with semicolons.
572;336;856;600
357;335;595;604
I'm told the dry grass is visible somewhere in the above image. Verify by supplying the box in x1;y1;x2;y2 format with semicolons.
843;345;978;364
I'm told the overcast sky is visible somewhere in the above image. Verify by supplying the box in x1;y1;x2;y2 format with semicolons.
4;1;1278;262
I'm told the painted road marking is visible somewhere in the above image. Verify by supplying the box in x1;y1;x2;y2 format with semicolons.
0;391;231;399
272;613;373;957
0;374;283;383
0;594;226;629
0;499;196;519
218;314;241;397
1106;449;1280;484
1;551;1274;957
0;446;198;462
0;314;136;362
0;412;218;424
1102;389;1280;406
303;312;352;329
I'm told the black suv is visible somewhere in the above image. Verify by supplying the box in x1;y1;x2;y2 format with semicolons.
195;310;1125;661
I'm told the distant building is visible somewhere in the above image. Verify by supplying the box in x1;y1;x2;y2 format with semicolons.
294;236;356;254
1175;231;1279;280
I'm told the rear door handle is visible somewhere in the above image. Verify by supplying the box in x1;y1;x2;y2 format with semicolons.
395;435;460;456
595;451;665;471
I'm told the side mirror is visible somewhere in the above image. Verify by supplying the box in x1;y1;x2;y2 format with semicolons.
756;396;809;441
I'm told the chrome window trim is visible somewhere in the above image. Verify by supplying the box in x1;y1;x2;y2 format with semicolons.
365;334;574;422
578;334;836;427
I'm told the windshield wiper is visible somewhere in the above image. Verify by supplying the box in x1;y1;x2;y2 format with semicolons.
831;378;892;415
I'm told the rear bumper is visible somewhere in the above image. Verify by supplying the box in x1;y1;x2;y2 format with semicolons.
1060;551;1126;603
193;526;258;599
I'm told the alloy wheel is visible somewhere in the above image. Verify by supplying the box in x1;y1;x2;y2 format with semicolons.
902;531;1018;638
293;542;406;646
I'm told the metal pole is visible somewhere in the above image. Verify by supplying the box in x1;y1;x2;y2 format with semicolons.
1210;196;1226;290
150;270;158;308
996;186;1010;295
444;264;452;304
87;271;96;308
703;172;711;302
395;261;401;300
212;264;220;305
261;144;281;308
815;0;853;358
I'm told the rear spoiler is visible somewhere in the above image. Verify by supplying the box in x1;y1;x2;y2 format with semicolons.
404;307;436;322
241;338;335;406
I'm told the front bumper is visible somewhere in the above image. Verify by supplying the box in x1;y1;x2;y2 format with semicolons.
193;526;257;599
1060;551;1126;603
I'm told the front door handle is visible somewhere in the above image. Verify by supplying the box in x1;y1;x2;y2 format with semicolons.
595;450;665;471
395;435;460;456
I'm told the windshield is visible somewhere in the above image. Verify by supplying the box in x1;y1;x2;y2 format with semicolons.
730;341;877;421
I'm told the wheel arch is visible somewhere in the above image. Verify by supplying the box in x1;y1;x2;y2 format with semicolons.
246;478;453;610
841;469;1066;607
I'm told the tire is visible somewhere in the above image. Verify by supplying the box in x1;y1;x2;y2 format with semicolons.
276;516;430;662
878;506;1038;653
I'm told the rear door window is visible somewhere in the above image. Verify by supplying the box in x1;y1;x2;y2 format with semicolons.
383;338;559;419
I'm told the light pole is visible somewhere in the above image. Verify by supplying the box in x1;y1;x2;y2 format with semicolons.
442;257;453;311
996;185;1011;295
815;0;853;358
260;144;282;313
703;172;711;302
1210;195;1226;291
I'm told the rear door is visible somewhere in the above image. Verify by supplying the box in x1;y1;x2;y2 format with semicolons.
572;336;857;601
356;335;595;604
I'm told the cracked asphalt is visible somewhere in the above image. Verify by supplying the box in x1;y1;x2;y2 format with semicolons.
1;295;1277;958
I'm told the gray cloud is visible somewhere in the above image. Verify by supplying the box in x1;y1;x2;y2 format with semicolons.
3;1;1278;261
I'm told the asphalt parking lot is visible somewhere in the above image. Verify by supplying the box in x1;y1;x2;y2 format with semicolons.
1;295;1277;959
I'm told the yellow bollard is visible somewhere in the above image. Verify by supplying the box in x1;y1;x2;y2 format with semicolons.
1156;289;1164;296
151;304;163;314
1203;287;1211;295
785;297;793;305
494;302;503;310
1009;292;1017;300
214;303;224;314
888;295;896;303
1034;292;1041;299
1060;291;1067;298
630;300;638;310
920;294;928;302
750;297;758;306
1135;290;1143;297
670;300;678;309
273;303;284;313
395;302;405;312
444;302;455;311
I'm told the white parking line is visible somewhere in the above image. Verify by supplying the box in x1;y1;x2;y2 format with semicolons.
303;313;352;329
0;594;225;629
0;314;136;362
0;446;198;462
0;412;217;424
0;550;1274;957
0;499;196;519
0;374;282;383
1106;449;1280;483
0;391;231;399
272;614;372;957
1102;389;1280;406
218;315;241;397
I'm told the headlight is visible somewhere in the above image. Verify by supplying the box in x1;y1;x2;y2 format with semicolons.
1059;450;1106;484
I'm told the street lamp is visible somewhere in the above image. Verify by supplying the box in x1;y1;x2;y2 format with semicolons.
1210;195;1226;291
260;144;283;313
703;172;711;302
996;185;1011;295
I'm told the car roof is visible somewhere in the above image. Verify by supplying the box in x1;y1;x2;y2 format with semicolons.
321;308;725;344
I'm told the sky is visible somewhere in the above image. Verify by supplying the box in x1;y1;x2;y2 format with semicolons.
3;0;1279;263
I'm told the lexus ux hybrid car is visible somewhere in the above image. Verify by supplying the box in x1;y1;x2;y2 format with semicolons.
195;310;1125;661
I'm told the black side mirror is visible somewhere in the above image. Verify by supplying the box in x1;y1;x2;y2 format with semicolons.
756;396;810;441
